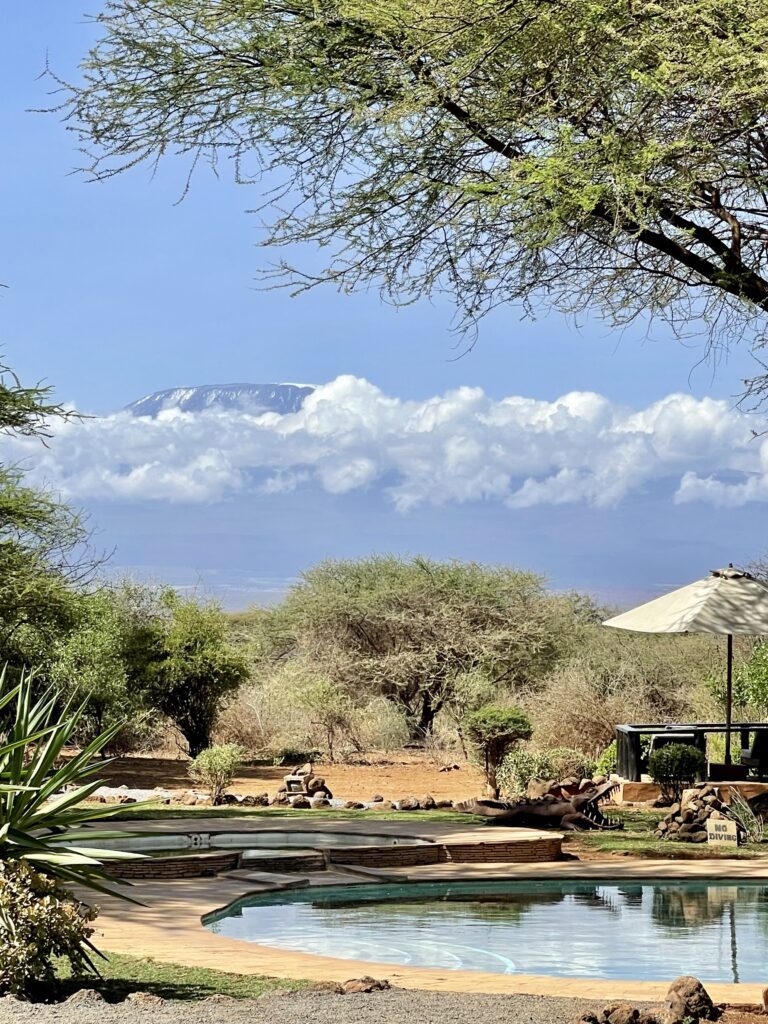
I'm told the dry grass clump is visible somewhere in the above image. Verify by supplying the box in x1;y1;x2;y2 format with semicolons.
526;629;722;754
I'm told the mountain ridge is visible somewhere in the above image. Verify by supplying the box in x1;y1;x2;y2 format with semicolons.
126;382;316;417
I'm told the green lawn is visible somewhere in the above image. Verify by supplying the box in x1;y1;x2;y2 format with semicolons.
55;952;306;1000
569;807;768;860
108;802;482;824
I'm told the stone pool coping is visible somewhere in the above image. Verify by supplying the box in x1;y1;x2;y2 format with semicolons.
88;818;768;1004
104;816;563;877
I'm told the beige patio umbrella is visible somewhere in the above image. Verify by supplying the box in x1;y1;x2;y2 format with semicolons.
603;566;768;765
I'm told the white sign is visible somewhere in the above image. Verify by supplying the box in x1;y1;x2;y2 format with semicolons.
706;818;739;846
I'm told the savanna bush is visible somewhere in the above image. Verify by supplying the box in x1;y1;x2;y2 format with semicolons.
464;704;532;797
189;743;245;804
497;746;597;796
0;861;98;998
526;629;719;753
596;740;618;777
648;743;706;803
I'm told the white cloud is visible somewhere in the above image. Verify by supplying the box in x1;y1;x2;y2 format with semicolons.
10;375;768;509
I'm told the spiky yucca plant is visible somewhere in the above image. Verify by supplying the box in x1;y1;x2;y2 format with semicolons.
0;667;143;895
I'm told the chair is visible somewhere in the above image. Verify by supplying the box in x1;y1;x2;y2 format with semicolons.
741;731;768;779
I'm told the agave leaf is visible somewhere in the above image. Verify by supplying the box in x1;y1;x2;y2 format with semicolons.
0;669;147;903
27;780;106;823
60;846;146;861
22;851;106;866
44;829;148;843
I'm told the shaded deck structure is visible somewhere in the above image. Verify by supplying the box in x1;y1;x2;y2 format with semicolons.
616;722;768;782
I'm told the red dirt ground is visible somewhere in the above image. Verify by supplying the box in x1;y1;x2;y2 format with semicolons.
99;751;486;803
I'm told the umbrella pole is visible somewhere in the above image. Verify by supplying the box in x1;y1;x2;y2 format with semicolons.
725;633;733;767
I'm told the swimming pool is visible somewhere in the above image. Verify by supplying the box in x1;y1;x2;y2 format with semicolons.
81;830;429;854
205;879;768;982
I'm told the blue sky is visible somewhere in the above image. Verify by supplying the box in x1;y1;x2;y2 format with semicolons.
2;3;767;608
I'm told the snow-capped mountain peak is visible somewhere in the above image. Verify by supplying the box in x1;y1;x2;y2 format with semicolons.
125;382;315;417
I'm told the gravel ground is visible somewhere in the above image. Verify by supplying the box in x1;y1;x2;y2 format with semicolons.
0;989;598;1024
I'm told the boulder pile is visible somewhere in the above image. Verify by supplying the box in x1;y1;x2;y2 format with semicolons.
393;795;453;811
527;775;611;799
652;783;743;843
271;762;334;806
573;976;721;1024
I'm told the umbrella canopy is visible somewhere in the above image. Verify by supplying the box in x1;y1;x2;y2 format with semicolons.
603;566;768;765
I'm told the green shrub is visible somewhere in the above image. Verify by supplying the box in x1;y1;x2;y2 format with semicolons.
0;667;143;884
464;704;532;797
596;740;618;777
0;861;98;998
497;746;597;796
189;743;246;804
497;749;552;796
547;747;597;781
648;743;706;803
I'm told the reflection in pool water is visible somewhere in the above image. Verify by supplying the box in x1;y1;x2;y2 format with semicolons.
205;879;768;982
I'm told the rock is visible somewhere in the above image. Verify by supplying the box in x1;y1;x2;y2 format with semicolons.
420;794;436;810
306;776;327;793
681;809;695;824
240;793;269;807
668;802;681;818
691;832;708;843
371;801;394;811
308;981;345;994
435;799;454;808
527;779;557;799
398;796;420;811
593;775;608;786
66;989;105;1005
126;992;165;1006
664;976;717;1023
343;801;366;810
762;986;768;1013
342;976;391;993
370;794;384;803
571;1014;599;1024
291;796;311;809
602;1003;639;1024
637;1010;663;1024
204;993;237;1003
311;797;331;808
656;820;668;832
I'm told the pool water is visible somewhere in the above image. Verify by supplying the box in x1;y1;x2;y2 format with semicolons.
205;879;768;982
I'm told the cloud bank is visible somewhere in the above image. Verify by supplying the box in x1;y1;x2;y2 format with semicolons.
11;376;766;510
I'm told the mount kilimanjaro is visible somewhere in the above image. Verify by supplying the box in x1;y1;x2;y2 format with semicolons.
125;382;315;417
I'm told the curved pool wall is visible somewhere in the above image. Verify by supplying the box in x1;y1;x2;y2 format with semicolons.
90;828;564;879
204;878;768;984
90;831;430;853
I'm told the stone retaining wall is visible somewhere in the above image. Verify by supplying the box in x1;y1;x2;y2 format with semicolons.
110;851;240;879
330;844;443;868
442;838;562;862
107;834;563;878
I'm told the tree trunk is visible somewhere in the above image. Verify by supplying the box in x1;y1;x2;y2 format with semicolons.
416;693;439;737
184;725;211;759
